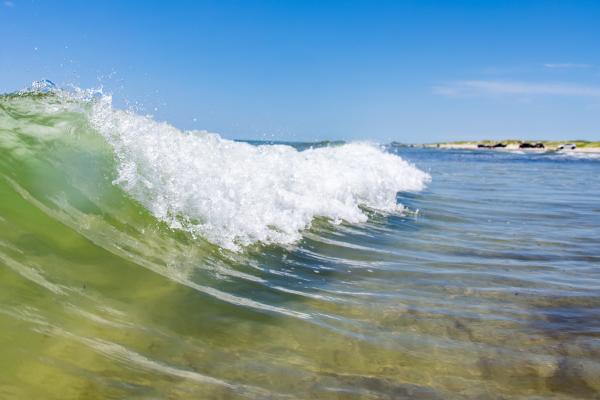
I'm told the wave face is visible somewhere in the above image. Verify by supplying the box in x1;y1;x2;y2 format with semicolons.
2;85;429;250
2;85;600;400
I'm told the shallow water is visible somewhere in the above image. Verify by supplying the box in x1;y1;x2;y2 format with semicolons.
1;89;600;399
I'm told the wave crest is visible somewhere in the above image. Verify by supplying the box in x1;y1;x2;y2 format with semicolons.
3;85;430;250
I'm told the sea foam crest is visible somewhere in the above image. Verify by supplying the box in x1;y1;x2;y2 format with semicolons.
89;95;430;250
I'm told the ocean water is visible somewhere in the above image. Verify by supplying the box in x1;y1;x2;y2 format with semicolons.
1;85;599;399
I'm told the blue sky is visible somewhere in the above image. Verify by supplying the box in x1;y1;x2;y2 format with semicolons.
1;0;599;142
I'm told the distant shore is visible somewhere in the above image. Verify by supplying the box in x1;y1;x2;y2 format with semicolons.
422;140;600;153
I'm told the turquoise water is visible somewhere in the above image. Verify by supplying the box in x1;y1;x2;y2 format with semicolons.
1;88;600;399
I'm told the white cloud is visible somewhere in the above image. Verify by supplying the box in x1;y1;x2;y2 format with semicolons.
4;1;14;7
434;80;600;97
543;63;590;69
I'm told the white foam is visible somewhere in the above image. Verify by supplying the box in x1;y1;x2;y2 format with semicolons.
552;151;600;160
89;95;430;250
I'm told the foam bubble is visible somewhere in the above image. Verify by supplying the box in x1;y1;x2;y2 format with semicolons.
89;96;430;250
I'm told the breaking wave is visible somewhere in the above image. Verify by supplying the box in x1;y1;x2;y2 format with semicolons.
1;83;430;250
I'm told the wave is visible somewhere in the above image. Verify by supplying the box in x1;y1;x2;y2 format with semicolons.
550;150;600;160
1;83;430;250
4;83;600;399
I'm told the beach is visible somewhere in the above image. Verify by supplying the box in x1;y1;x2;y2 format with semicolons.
430;141;600;154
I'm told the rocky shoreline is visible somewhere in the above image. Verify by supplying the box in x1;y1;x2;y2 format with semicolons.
423;140;600;153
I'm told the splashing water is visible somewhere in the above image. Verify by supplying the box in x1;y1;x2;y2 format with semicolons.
89;95;428;249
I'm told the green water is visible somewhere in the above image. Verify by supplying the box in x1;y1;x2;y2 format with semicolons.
1;90;599;399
